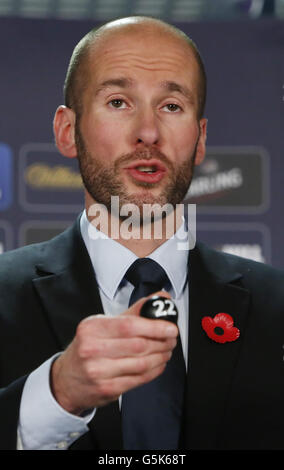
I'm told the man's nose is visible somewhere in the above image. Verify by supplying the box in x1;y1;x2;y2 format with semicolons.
132;108;160;146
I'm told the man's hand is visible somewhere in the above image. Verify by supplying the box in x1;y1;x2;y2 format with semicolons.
50;291;178;415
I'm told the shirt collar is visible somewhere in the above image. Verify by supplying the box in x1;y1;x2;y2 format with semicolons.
80;210;189;300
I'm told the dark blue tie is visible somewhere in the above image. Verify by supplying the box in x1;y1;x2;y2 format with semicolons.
121;258;186;450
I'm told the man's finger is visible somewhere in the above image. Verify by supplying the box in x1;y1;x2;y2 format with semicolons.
76;336;177;360
83;351;172;381
77;310;178;341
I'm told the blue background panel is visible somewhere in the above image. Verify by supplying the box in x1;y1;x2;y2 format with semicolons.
0;143;13;211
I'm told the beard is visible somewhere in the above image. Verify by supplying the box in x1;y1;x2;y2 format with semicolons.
75;121;199;224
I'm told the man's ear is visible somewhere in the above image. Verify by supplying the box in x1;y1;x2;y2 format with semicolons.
194;118;208;166
53;105;77;158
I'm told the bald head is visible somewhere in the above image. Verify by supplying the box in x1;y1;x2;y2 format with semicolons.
64;16;207;119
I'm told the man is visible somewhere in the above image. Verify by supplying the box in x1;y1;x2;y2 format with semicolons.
0;16;284;451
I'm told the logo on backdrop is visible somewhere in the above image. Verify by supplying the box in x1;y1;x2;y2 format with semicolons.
25;163;82;189
197;222;271;264
184;146;270;214
19;143;84;212
0;143;13;211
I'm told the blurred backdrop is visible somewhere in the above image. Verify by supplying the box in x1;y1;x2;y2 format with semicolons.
0;0;283;268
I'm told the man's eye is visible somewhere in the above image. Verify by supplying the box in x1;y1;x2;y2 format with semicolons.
108;99;127;109
163;103;181;112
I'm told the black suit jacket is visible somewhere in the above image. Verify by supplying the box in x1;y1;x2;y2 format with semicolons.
0;216;284;450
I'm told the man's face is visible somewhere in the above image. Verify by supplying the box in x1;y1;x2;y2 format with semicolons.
75;28;207;216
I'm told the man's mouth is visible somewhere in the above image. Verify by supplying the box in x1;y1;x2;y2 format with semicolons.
135;165;158;174
124;160;167;183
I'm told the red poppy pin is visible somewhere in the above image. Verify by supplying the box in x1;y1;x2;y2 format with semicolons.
201;313;240;344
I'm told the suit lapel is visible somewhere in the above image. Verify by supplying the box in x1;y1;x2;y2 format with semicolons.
183;242;250;449
33;270;102;349
32;217;104;349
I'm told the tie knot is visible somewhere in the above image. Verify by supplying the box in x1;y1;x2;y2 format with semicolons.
125;258;168;291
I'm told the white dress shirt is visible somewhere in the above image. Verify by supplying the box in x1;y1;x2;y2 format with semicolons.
18;211;189;450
